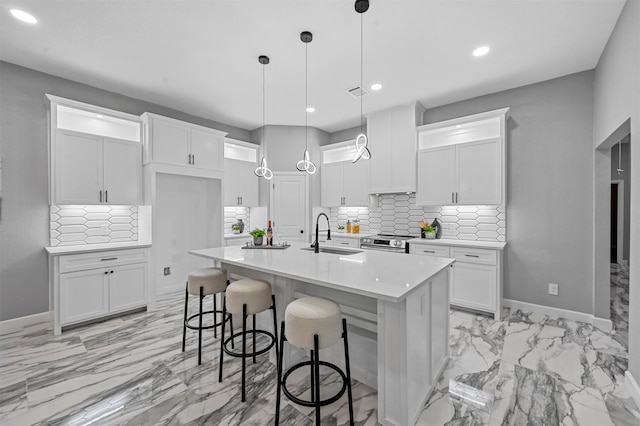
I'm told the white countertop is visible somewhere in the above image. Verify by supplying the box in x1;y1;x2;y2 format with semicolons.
408;238;506;250
45;241;152;255
224;233;252;239
190;241;454;302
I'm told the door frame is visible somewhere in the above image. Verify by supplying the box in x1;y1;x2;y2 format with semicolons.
612;179;624;263
269;172;310;243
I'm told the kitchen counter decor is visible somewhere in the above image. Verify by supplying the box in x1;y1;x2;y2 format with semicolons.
241;243;290;250
248;228;265;246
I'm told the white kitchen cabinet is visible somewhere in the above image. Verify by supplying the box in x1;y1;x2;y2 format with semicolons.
409;241;503;319
54;129;142;205
52;247;149;334
142;112;226;171
367;102;425;194
416;139;501;205
416;108;508;206
223;139;259;206
320;141;369;207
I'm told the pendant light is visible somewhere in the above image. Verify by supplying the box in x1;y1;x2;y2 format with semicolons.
616;140;624;175
353;0;371;163
296;31;317;174
255;55;273;180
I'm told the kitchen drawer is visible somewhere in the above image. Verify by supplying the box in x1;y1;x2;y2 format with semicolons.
450;247;496;266
225;236;252;247
332;237;359;248
59;248;148;274
410;244;450;258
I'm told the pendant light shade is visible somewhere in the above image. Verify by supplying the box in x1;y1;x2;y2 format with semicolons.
353;0;371;163
296;31;317;175
255;55;273;180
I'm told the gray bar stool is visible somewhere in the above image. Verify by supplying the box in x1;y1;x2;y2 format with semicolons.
275;296;354;425
219;278;278;402
182;267;232;365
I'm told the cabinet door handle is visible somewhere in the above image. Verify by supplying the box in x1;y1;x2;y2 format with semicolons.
101;257;118;261
105;190;108;204
188;154;192;164
423;250;435;253
110;270;114;274
104;271;108;275
240;196;242;205
99;190;103;203
452;192;454;203
192;154;195;165
456;192;458;203
465;254;480;258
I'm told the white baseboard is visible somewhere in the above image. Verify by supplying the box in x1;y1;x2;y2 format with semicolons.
626;371;640;409
503;299;612;331
0;311;51;335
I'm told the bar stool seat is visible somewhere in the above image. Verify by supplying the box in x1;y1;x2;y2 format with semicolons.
182;267;232;365
276;296;354;425
219;278;278;402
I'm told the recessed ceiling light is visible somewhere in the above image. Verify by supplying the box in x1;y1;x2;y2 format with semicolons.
371;83;382;91
473;46;490;57
306;107;315;113
95;114;104;119
10;9;37;24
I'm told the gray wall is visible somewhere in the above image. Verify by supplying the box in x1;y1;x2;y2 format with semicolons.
610;138;631;260
328;125;365;145
592;0;639;380
0;61;250;321
424;71;595;314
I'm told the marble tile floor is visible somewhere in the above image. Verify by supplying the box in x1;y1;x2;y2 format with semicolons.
1;290;639;426
610;262;629;349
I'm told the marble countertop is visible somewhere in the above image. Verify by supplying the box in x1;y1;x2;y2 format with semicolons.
45;241;152;255
408;238;506;250
190;241;454;302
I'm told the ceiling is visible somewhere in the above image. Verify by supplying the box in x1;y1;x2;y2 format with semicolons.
0;0;625;134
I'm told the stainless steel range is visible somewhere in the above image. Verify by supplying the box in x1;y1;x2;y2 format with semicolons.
359;234;413;253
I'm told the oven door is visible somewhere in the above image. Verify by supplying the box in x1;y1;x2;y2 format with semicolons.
360;244;406;253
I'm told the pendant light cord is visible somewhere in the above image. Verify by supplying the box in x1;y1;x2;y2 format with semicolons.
360;11;364;133
262;63;266;154
305;40;308;150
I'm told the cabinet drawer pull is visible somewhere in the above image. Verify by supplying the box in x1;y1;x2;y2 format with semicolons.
423;250;435;253
101;257;118;261
340;242;349;245
464;254;480;258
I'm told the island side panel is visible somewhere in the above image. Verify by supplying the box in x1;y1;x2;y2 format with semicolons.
431;268;450;382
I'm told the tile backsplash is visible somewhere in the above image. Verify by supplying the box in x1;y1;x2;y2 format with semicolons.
224;206;250;234
330;193;506;242
50;205;138;246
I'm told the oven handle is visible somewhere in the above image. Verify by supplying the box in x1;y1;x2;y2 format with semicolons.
360;245;406;253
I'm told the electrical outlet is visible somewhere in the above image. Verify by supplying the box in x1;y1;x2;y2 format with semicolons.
548;283;559;296
164;267;171;276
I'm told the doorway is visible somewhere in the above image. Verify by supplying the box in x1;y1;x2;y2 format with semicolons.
269;172;309;243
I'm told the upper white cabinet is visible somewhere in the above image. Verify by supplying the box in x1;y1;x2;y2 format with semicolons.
367;102;425;194
141;112;226;171
224;139;259;206
320;141;369;207
48;96;143;206
416;108;509;206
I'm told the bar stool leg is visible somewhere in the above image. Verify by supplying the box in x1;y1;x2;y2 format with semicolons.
271;295;279;363
343;319;354;426
213;294;218;339
313;334;321;425
310;350;315;403
198;286;204;365
275;321;286;426
182;281;188;352
227;280;234;350
218;297;227;383
241;303;247;402
253;314;257;363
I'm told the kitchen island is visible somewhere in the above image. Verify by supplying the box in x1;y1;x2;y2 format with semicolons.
190;242;454;426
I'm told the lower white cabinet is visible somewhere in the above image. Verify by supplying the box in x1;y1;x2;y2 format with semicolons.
410;243;502;319
52;247;148;334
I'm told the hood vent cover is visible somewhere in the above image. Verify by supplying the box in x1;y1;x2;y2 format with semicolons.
346;86;368;98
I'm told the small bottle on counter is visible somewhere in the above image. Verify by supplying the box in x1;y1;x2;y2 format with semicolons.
353;219;360;234
346;219;352;233
266;220;273;246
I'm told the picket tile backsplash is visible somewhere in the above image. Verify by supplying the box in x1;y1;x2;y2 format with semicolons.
50;205;138;246
330;193;505;242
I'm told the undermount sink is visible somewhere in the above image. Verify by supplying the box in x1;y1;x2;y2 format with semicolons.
300;247;363;255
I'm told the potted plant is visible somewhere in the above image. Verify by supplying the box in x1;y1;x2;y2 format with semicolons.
419;221;436;239
337;225;345;233
231;224;242;234
249;228;266;246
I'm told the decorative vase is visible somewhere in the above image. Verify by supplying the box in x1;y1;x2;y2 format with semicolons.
253;236;263;246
